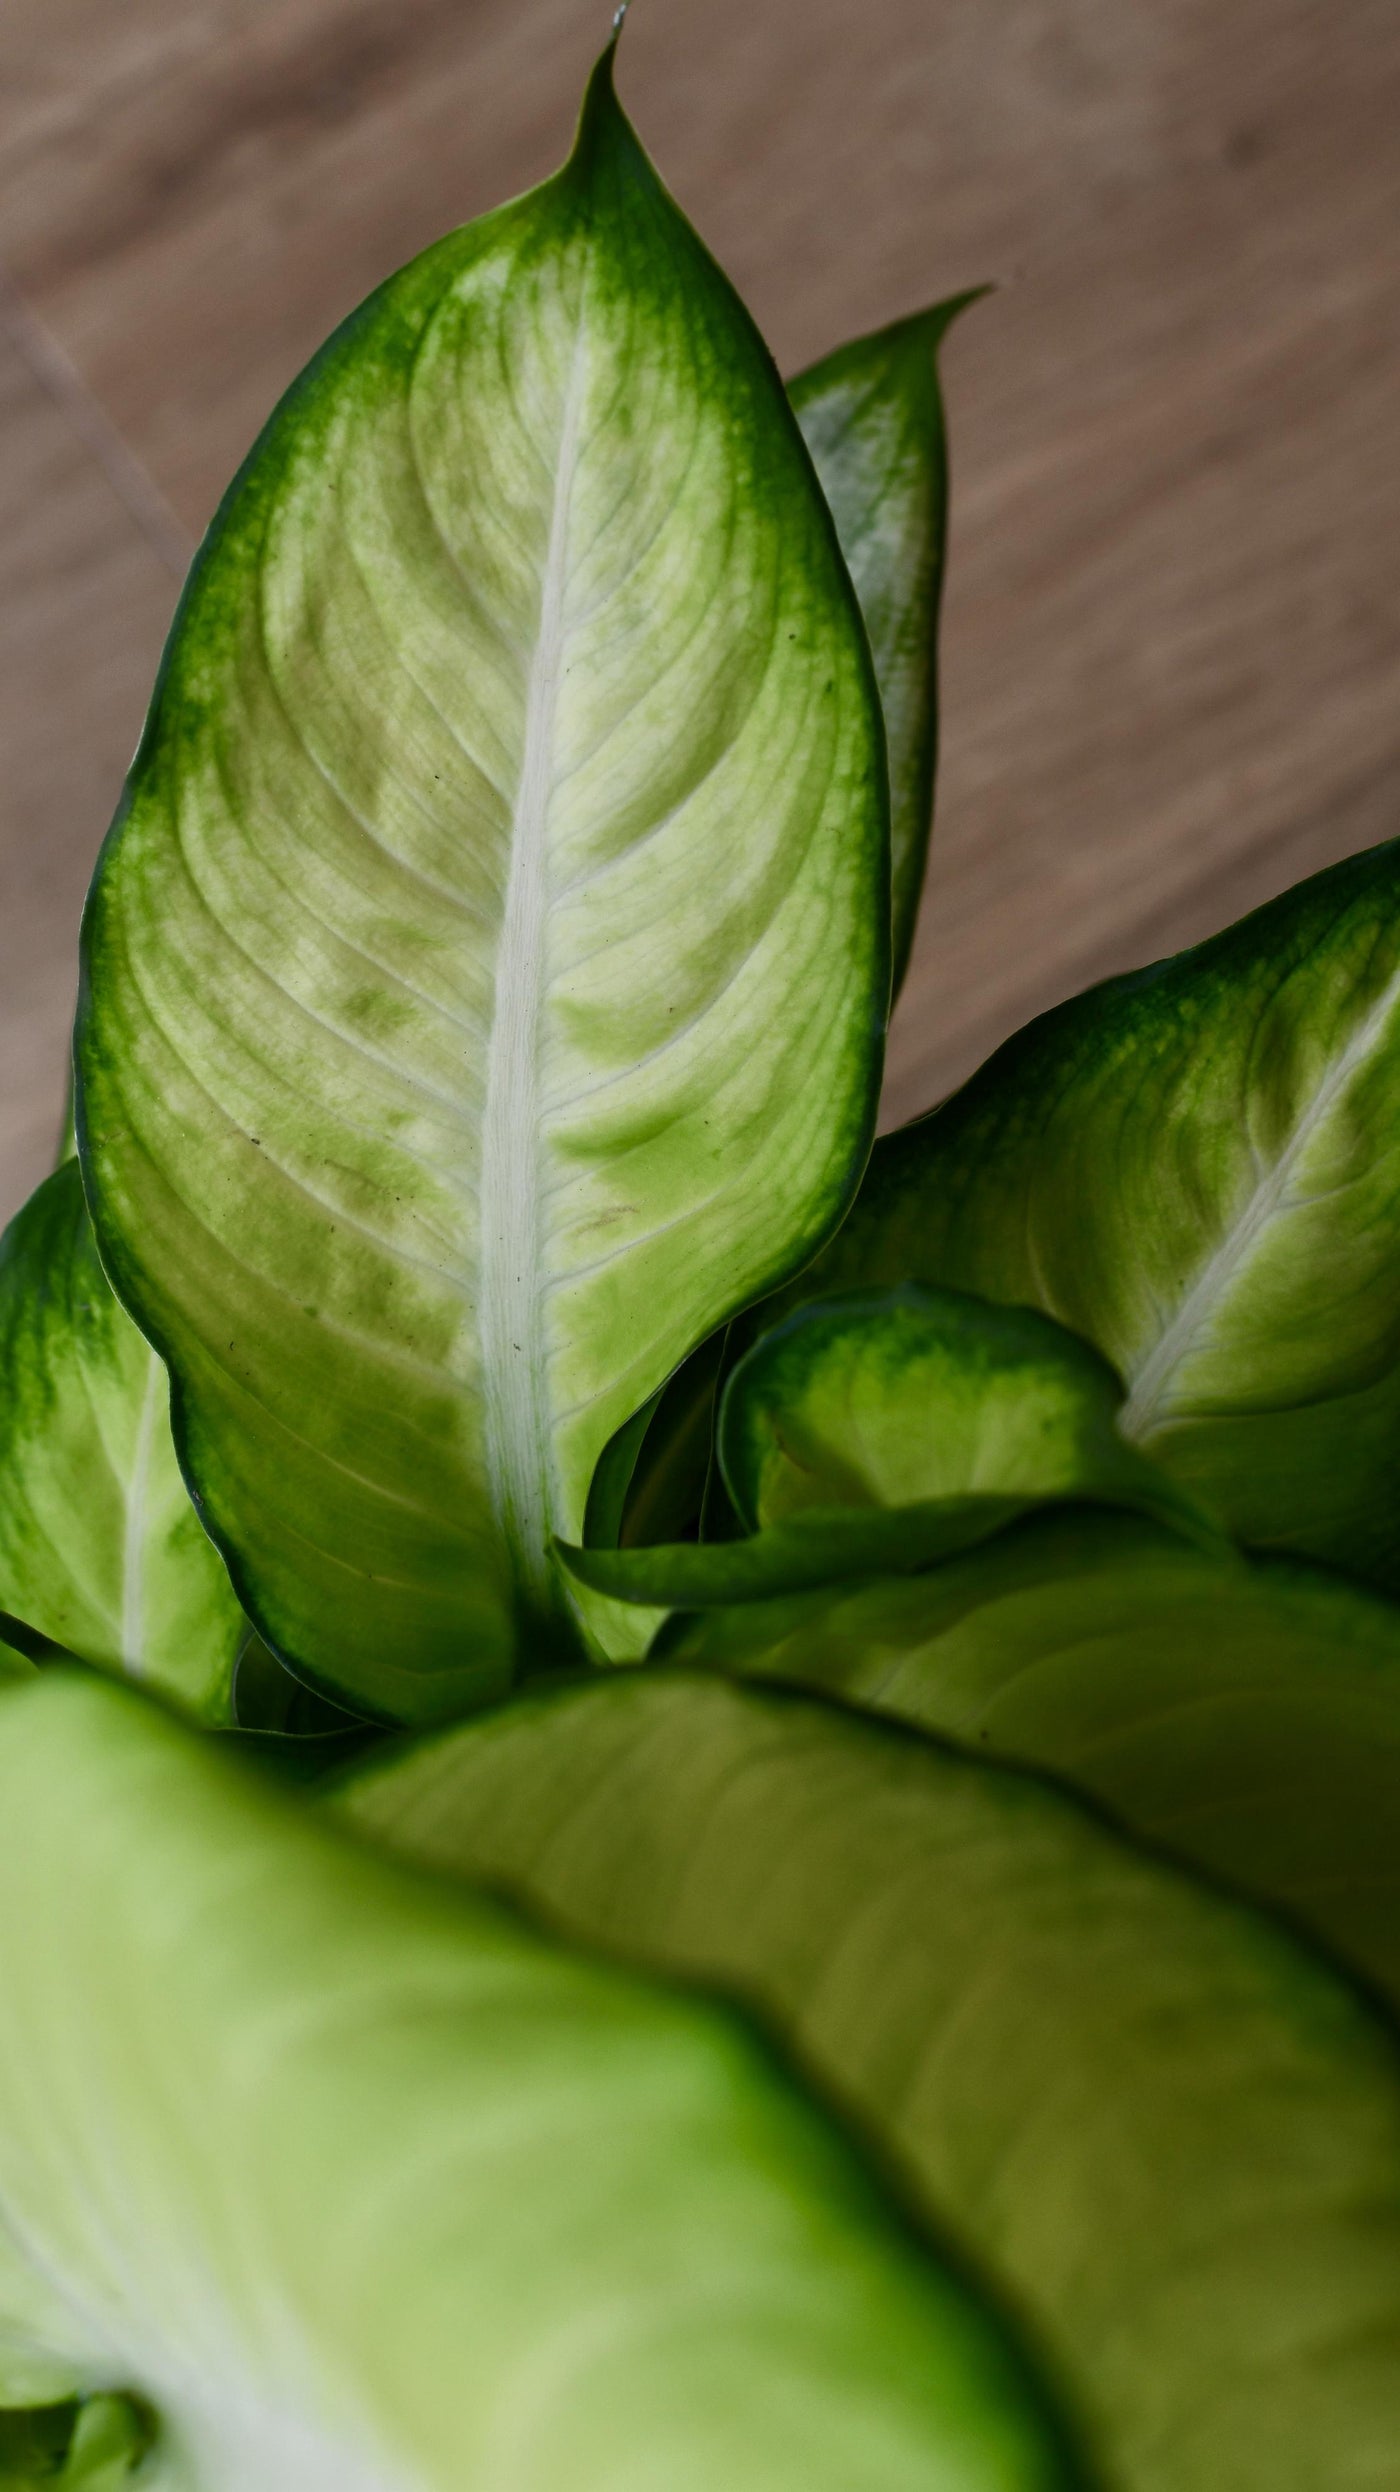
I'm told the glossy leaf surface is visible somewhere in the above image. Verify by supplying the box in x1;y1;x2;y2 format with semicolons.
0;1669;1083;2492
791;295;981;990
341;1670;1400;2492
77;51;887;1723
719;1286;1216;1545
0;1165;242;1719
751;842;1400;1585
662;1508;1400;2004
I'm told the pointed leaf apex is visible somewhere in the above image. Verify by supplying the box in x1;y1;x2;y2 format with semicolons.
572;34;626;170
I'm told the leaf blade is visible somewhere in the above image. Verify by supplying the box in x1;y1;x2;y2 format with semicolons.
340;1669;1400;2492
744;841;1400;1587
77;52;889;1721
0;1166;243;1719
0;1670;1084;2492
564;1284;1220;1608
661;1508;1400;2008
718;1285;1219;1546
791;293;984;990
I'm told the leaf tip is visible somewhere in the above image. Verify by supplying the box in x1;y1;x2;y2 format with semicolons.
567;28;631;183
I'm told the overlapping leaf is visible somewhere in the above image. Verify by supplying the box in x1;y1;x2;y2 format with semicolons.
565;1285;1216;1607
722;1287;1214;1539
0;1164;243;1719
661;1508;1400;2004
0;1670;1085;2492
792;295;981;990
0;2399;152;2491
77;49;888;1723
742;842;1400;1587
579;295;979;1564
340;1670;1400;2492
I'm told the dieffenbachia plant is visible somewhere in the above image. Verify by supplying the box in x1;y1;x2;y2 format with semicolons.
76;46;892;1726
737;837;1400;1589
336;1671;1400;2492
3;22;1400;2489
0;1671;1084;2492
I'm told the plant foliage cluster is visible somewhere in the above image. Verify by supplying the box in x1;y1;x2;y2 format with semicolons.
2;36;1399;2492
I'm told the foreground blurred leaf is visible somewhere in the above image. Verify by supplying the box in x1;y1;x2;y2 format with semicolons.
77;48;888;1724
564;1284;1216;1608
661;1508;1400;2005
0;1669;1086;2492
792;294;983;992
341;1670;1400;2492
0;1165;242;1719
746;842;1400;1587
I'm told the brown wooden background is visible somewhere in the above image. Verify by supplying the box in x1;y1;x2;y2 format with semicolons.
2;0;1397;1226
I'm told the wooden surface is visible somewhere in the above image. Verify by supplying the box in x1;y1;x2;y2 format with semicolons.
2;0;1398;1224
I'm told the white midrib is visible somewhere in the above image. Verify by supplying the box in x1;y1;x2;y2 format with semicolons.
478;317;588;1598
1119;965;1400;1442
121;1351;164;1673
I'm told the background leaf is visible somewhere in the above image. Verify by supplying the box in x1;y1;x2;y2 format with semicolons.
586;1324;726;1553
0;1670;1085;2492
744;841;1400;1587
341;1670;1400;2492
77;51;888;1723
565;1283;1217;1609
719;1285;1218;1545
0;2404;74;2484
791;294;984;993
0;1164;243;1720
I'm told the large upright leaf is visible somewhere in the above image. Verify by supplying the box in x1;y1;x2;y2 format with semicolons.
76;48;888;1724
660;1509;1400;2004
746;841;1400;1586
563;1284;1217;1609
340;1670;1400;2492
0;1165;243;1719
0;1671;1085;2492
791;294;982;990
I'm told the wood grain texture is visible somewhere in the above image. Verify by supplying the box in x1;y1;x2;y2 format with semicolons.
0;320;179;1218
1;0;1397;1223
